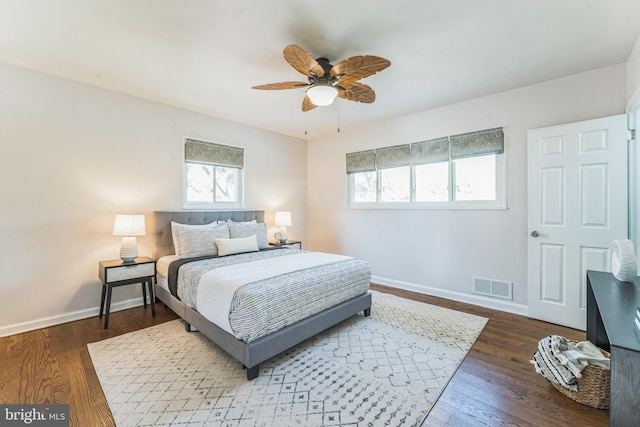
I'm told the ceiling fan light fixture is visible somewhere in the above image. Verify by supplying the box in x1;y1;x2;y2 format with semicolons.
306;84;338;106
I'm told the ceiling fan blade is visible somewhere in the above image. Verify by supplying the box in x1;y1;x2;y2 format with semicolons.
330;55;391;83
302;95;317;112
252;81;309;90
284;45;325;78
338;81;376;103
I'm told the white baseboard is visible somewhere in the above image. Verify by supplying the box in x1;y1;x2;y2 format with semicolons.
372;275;528;316
0;298;146;338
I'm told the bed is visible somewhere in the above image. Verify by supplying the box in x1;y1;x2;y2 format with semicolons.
151;210;372;380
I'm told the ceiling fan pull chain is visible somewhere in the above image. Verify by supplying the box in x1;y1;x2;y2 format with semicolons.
337;103;340;133
305;112;308;136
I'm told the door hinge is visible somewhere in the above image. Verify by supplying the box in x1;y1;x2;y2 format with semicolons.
629;129;636;141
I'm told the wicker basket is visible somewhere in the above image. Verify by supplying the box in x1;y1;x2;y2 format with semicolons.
551;350;611;409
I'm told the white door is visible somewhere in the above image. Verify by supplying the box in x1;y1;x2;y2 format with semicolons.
527;114;628;330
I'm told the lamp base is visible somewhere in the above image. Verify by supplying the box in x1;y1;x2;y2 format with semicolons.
120;236;138;263
278;226;288;245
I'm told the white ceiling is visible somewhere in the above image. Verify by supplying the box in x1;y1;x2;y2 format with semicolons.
1;0;639;139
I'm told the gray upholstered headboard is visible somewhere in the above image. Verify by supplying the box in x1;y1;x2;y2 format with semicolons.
152;210;265;259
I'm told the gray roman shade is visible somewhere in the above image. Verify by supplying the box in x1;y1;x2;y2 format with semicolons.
185;138;244;168
375;144;411;169
450;127;504;160
345;127;504;173
411;137;450;165
346;149;376;173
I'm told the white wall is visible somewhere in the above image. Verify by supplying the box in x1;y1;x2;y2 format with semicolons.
627;34;640;109
0;62;307;336
307;64;627;313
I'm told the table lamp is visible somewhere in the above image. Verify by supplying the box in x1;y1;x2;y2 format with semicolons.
274;211;292;244
112;214;146;262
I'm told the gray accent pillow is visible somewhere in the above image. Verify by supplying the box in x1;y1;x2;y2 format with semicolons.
171;221;230;258
227;221;269;249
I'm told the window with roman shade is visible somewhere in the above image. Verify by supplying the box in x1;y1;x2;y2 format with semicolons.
184;138;244;207
346;127;506;208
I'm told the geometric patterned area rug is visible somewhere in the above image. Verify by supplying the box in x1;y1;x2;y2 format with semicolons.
88;290;487;427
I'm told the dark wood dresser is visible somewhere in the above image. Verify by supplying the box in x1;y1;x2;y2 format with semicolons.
586;270;640;427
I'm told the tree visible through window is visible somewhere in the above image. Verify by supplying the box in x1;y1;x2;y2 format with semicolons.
415;162;448;202
353;171;377;202
380;166;410;202
454;155;497;201
186;163;214;202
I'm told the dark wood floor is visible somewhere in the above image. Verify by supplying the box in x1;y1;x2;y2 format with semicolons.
0;285;608;426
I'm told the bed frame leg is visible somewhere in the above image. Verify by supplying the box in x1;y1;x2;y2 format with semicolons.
185;322;191;332
364;307;371;317
247;365;260;380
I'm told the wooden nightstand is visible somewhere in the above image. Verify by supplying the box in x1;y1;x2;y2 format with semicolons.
269;240;302;249
98;256;156;329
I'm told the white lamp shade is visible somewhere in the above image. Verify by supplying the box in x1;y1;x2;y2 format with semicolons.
306;85;338;106
274;211;292;227
113;214;146;236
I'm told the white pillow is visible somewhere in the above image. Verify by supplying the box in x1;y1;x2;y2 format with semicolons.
227;221;269;249
215;235;259;256
171;221;229;258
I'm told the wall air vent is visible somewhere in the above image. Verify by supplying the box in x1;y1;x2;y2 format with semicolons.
472;277;513;300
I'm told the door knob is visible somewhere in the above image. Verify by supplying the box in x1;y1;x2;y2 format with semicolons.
531;230;539;237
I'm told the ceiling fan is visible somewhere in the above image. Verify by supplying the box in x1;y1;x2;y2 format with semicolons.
252;45;391;112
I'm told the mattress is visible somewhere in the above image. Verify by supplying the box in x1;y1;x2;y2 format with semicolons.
168;249;371;342
156;254;180;291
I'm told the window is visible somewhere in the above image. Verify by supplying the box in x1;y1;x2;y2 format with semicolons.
352;170;377;202
415;162;448;202
346;128;505;209
454;155;497;201
184;138;243;208
380;166;410;202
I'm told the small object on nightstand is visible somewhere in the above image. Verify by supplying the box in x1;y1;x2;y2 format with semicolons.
98;256;156;329
269;240;302;249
